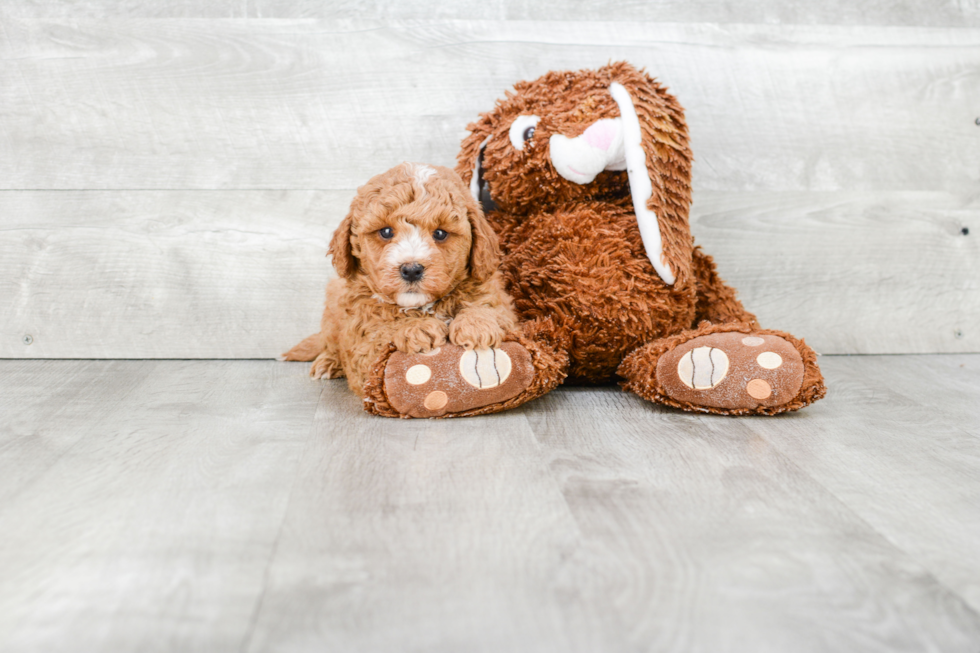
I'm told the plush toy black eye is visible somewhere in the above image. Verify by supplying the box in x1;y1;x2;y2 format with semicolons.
433;229;448;242
379;226;394;240
508;115;540;151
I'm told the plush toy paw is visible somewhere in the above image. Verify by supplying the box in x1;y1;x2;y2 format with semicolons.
620;325;826;415
656;331;806;411
381;342;534;418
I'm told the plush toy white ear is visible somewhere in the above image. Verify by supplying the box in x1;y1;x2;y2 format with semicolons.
609;82;675;286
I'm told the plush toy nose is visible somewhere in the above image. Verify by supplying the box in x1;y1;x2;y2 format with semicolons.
399;262;425;282
583;120;618;152
549;118;626;185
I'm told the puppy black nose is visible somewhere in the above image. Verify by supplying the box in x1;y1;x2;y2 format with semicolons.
399;262;425;282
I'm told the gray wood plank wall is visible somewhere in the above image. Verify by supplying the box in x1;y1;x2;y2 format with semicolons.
1;5;978;358
8;1;980;26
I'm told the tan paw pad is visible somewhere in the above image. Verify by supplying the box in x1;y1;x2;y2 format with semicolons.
423;391;448;411
656;332;805;411
756;352;782;370
676;346;729;389
383;342;534;418
405;364;432;385
459;348;512;389
746;379;772;399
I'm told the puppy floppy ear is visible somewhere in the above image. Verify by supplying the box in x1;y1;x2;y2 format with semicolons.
607;62;694;288
328;210;358;279
466;201;501;282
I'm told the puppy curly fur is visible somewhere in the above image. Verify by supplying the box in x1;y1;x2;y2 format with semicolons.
283;163;517;397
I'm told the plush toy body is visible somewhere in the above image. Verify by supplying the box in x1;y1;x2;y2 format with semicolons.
363;62;825;417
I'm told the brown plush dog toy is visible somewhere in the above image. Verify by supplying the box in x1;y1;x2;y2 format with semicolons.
323;62;825;418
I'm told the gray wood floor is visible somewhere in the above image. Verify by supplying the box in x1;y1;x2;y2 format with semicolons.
1;355;979;652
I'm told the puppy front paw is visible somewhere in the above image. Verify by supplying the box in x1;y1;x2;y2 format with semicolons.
310;351;344;380
392;318;449;354
450;313;506;350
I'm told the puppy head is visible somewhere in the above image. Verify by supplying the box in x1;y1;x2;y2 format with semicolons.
330;162;499;308
456;61;693;286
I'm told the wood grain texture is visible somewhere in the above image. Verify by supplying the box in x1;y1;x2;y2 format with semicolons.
0;190;340;358
523;375;980;651
3;356;979;651
1;189;975;358
0;360;322;653
748;355;980;613
2;18;979;192
691;190;980;355
244;382;624;653
1;12;977;358
0;360;160;503
7;0;980;26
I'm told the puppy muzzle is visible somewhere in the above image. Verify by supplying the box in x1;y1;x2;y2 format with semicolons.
399;262;425;283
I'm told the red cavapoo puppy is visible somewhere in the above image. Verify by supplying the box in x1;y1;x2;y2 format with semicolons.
282;162;518;397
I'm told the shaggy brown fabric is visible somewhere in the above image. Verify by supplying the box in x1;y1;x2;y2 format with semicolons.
445;61;825;415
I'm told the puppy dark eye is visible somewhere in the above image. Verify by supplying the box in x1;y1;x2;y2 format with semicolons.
523;126;535;142
379;227;394;240
433;229;448;242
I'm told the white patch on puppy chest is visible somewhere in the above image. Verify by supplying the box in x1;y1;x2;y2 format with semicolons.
396;292;430;308
411;163;436;197
459;348;512;389
677;346;729;390
386;224;433;266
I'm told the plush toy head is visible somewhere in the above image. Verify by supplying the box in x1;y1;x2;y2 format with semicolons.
457;61;694;286
329;162;499;308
